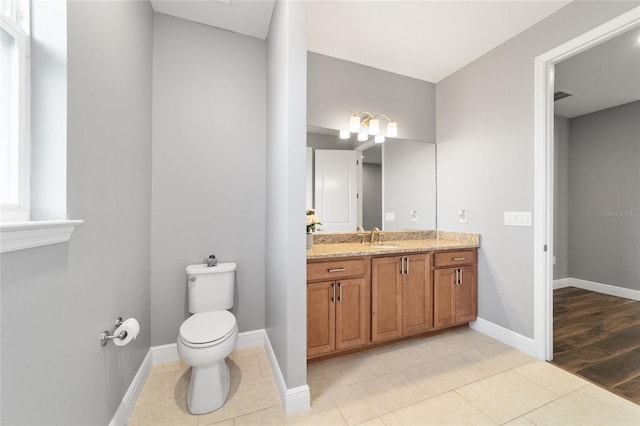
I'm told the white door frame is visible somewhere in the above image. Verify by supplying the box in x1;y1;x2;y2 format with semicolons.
533;6;640;360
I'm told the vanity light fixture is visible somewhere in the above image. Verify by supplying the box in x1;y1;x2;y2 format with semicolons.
345;111;398;143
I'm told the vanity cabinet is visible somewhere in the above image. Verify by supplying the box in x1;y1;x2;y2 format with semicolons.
371;253;432;343
433;250;478;328
307;258;368;358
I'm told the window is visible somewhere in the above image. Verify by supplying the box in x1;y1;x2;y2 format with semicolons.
1;0;30;222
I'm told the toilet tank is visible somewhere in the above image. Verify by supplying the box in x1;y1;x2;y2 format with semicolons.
186;262;236;313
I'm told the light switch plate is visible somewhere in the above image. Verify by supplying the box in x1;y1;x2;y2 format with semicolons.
504;211;532;226
410;210;418;221
458;209;468;224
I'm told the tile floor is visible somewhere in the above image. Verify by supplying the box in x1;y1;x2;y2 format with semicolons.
129;328;640;425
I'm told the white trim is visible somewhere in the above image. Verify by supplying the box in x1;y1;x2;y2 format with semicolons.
263;331;311;414
533;6;640;361
0;220;83;253
553;278;571;289
108;350;153;426
112;329;311;425
556;278;640;301
470;317;537;358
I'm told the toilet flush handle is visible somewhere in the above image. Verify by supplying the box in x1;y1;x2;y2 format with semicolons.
189;276;197;282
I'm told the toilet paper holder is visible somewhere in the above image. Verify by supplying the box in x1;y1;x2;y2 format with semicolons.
100;317;128;346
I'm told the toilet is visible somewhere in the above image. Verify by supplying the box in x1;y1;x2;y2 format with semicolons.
177;262;239;415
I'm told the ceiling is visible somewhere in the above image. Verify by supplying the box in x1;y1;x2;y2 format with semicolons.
151;0;570;83
554;27;640;118
150;0;275;40
150;1;639;118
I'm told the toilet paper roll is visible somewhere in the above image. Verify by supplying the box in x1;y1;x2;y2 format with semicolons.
113;318;140;347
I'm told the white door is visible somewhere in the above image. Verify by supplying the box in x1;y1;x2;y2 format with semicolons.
314;149;358;232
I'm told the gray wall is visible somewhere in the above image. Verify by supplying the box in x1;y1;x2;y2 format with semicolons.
1;1;153;424
553;115;570;280
383;140;436;230
151;13;267;345
266;0;308;393
363;164;382;230
568;101;640;290
308;52;436;142
436;1;636;338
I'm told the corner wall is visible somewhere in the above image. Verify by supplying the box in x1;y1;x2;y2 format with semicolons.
265;0;309;408
436;1;637;338
0;1;153;423
150;13;267;345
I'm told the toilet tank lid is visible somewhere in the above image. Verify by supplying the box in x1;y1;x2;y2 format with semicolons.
186;262;237;275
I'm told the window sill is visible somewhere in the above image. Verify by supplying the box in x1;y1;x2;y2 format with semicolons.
0;220;84;253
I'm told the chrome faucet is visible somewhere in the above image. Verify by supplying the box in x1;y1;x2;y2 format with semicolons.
369;227;381;244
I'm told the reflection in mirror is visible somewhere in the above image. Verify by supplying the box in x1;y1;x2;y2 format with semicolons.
307;127;436;232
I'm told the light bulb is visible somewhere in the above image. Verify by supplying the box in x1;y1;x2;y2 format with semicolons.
357;132;368;142
349;115;361;133
386;121;397;138
368;119;379;135
339;130;350;140
374;135;385;143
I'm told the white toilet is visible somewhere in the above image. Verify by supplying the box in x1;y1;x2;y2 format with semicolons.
177;262;239;415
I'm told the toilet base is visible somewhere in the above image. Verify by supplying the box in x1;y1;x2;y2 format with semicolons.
186;359;230;415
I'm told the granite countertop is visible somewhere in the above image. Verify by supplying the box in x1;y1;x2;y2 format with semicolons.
307;230;480;260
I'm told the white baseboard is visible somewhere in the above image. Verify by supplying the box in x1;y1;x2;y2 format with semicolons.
263;331;311;414
554;277;640;301
111;329;310;425
553;278;571;289
108;350;153;426
470;317;537;359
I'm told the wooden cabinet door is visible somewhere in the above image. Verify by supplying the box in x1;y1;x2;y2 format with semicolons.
402;254;433;336
371;256;403;342
307;281;336;358
335;277;367;350
455;265;477;323
434;268;456;329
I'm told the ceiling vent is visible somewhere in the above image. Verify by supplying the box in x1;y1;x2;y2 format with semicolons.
554;91;573;102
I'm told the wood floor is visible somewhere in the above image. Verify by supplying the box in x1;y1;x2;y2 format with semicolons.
553;286;640;404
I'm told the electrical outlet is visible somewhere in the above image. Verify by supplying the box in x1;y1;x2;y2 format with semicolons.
410;209;418;221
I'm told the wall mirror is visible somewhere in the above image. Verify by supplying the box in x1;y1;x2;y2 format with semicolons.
306;126;437;232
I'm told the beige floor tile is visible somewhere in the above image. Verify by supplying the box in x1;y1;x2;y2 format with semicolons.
502;417;535;425
458;342;534;375
359;341;436;376
229;346;266;359
329;372;426;425
381;391;496;425
524;389;640;425
173;368;191;399
234;392;347;426
512;361;588;397
152;359;191;376
203;420;234;426
258;353;272;377
228;354;264;383
354;418;386;426
402;354;488;398
129;397;197;426
308;356;375;395
456;370;556;424
419;329;494;358
136;372;177;406
197;375;280;424
580;384;640;419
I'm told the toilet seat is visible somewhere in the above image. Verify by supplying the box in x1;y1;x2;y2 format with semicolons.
179;311;237;348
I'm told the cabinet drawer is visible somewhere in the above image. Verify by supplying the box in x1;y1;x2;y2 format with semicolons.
434;250;477;267
307;258;366;281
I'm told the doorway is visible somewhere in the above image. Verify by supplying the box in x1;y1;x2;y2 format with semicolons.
533;6;640;361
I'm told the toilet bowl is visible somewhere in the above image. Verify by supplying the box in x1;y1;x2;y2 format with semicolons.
177;310;238;414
